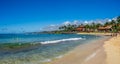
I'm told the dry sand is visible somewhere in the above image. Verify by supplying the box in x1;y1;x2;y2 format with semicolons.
44;36;111;64
77;32;112;36
104;35;120;64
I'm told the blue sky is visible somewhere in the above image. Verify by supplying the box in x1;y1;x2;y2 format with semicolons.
0;0;120;33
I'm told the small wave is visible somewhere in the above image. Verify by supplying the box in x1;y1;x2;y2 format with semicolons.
40;37;83;44
41;59;52;62
55;55;63;59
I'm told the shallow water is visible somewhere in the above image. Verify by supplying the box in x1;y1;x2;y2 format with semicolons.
0;34;102;64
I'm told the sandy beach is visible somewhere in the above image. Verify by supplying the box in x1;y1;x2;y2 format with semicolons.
44;33;120;64
104;35;120;64
77;32;112;36
44;34;111;64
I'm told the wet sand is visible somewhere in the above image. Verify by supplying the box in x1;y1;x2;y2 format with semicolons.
104;35;120;64
44;36;111;64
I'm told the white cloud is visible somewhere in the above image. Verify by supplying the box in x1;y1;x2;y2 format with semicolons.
108;19;112;22
84;21;89;24
42;24;59;31
50;24;56;27
112;17;117;21
83;19;106;25
42;20;80;31
73;20;79;25
62;20;80;25
63;21;71;25
42;17;115;31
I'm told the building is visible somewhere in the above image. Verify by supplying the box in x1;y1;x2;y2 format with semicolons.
98;25;112;32
76;26;85;32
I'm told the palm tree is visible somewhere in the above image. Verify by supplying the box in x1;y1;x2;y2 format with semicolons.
96;23;102;28
104;22;111;26
59;25;67;31
117;16;120;24
110;20;119;33
116;16;120;31
59;24;78;32
110;20;116;25
85;24;90;32
91;22;97;31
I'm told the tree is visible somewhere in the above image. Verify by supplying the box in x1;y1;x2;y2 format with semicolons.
96;23;102;28
85;24;90;31
110;20;118;33
104;22;111;26
110;20;116;25
91;22;97;31
59;25;67;31
117;16;120;24
116;16;120;31
59;24;78;32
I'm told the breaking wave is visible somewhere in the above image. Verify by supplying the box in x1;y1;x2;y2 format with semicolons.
40;37;84;44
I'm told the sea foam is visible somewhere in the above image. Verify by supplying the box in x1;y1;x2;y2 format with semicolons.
40;37;83;44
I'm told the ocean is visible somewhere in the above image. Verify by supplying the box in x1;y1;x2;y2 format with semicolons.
0;34;102;64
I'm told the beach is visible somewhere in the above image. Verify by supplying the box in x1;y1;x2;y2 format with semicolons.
0;33;120;64
0;34;103;64
44;33;120;64
77;32;112;36
104;34;120;64
1;0;120;64
45;34;111;64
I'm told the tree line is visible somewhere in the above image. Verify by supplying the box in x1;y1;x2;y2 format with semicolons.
58;16;120;33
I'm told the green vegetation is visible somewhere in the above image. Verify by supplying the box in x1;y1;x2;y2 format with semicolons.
58;16;120;33
59;24;77;32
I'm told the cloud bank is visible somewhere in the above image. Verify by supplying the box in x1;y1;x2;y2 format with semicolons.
42;17;116;31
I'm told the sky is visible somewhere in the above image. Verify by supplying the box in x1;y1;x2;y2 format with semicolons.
0;0;120;33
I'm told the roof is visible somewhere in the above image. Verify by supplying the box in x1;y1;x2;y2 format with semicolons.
76;28;84;31
98;25;112;30
98;27;105;30
77;26;85;28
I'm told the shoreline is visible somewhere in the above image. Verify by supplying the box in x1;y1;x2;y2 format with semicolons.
44;35;111;64
77;32;112;36
1;33;119;64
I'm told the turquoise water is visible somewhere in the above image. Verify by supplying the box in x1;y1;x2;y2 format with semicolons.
0;34;102;64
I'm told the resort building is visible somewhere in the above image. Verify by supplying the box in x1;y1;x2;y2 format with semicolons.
76;26;85;32
98;25;112;32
